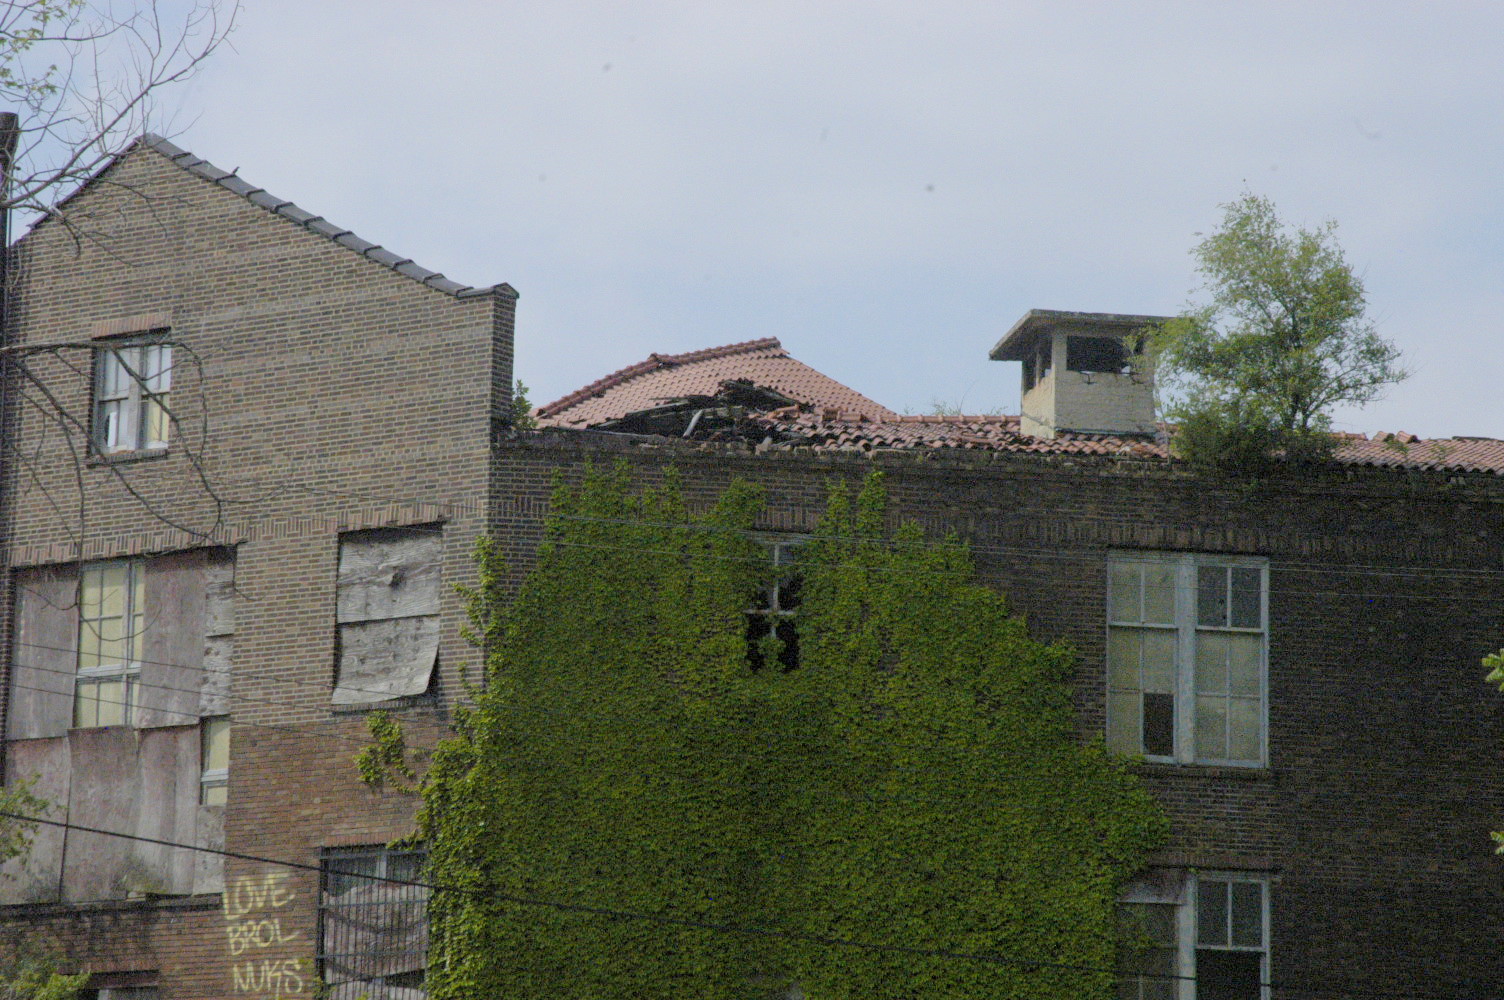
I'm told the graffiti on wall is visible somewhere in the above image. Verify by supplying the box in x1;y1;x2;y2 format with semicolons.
223;870;307;998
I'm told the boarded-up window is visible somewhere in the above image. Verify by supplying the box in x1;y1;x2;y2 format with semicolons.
1;548;235;903
7;566;80;740
333;528;442;706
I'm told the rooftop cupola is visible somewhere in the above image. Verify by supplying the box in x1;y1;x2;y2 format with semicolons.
990;309;1167;439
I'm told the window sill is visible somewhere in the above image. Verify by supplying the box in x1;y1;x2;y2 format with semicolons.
1133;761;1275;782
330;692;433;715
88;447;170;467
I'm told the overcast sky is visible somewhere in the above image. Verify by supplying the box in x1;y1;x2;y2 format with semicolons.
170;3;1504;439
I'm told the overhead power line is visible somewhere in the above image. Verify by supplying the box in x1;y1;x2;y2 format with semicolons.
0;810;1491;1000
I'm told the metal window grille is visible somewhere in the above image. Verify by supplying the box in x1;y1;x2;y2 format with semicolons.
318;847;429;999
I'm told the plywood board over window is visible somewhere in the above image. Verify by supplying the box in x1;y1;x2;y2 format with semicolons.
7;565;80;740
333;527;442;706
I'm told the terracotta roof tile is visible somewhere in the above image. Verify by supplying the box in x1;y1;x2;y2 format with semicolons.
535;339;896;426
541;342;1504;475
750;411;1504;474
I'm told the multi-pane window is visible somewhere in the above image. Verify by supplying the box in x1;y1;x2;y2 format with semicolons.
1118;873;1268;1000
1195;877;1267;998
201;716;230;805
746;536;804;672
1118;899;1178;1000
1107;554;1267;766
95;340;172;453
319;846;429;999
75;560;145;727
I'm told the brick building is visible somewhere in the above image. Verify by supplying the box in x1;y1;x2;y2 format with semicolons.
2;131;1504;1000
0;135;515;998
523;312;1504;998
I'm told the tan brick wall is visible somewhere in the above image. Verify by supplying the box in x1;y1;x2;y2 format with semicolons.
0;144;512;995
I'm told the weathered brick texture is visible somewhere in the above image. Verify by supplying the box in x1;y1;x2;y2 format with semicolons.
490;430;1504;997
0;142;512;995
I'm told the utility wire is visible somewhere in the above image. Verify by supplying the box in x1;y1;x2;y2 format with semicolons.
0;810;1491;1000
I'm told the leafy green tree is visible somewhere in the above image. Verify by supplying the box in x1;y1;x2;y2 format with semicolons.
0;778;48;870
0;786;86;1000
365;465;1166;998
1154;193;1406;469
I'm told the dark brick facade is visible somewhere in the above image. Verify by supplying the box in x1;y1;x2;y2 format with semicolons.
491;429;1504;998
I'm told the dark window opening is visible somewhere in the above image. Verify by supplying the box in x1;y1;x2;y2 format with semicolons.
746;538;804;672
1142;692;1174;757
1195;949;1261;1000
1022;355;1037;391
1066;335;1129;374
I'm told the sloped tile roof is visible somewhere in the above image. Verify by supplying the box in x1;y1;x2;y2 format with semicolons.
1329;432;1504;474
751;411;1504;474
36;134;516;300
750;410;1170;458
543;341;1504;474
535;338;897;426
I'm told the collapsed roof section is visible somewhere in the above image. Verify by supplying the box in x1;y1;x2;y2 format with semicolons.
535;338;896;429
539;338;1504;475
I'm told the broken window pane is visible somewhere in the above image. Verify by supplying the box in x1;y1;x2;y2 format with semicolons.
746;536;805;672
94;340;172;453
1142;692;1174;757
1195;948;1261;1000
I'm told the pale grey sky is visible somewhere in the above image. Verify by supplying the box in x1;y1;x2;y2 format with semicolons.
173;2;1504;439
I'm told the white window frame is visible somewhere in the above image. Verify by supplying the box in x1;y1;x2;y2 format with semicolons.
1120;871;1270;1000
200;715;230;805
94;339;172;454
745;534;805;672
1107;552;1269;767
74;558;146;728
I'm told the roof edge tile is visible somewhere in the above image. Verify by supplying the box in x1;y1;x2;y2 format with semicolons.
128;133;506;300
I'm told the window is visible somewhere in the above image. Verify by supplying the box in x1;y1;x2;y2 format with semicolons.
1107;554;1267;765
746;536;804;672
334;527;442;706
319;846;428;999
1067;335;1131;374
94;340;172;453
201;716;230;805
1119;872;1268;1000
75;559;145;727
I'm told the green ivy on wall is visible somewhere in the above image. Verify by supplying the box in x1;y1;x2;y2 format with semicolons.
362;465;1167;999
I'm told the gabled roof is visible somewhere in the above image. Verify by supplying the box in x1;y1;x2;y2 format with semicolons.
27;134;515;300
535;338;896;427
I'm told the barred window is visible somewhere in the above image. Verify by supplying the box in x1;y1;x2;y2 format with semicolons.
318;846;428;999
